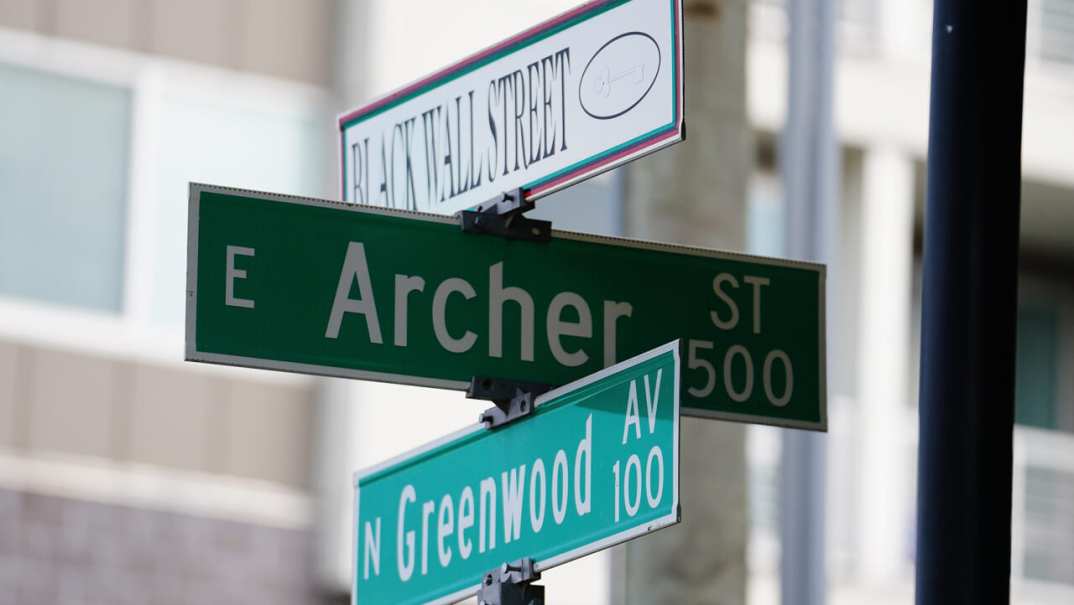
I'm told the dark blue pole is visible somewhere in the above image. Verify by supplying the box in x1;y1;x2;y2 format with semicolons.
916;1;1027;604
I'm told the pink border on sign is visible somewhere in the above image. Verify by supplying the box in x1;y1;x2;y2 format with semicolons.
529;127;680;195
337;0;684;205
527;0;684;196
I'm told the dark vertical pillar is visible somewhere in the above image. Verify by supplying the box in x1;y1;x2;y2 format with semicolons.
916;2;1027;604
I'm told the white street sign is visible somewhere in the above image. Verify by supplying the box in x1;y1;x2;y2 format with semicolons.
338;0;684;215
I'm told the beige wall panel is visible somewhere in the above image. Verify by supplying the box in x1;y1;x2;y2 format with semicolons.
127;363;222;471
224;381;312;488
0;341;18;447
26;348;119;458
238;0;331;85
53;0;137;49
0;0;42;31
149;0;236;68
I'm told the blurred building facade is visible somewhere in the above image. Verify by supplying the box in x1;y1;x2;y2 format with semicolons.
0;1;333;603
745;2;1074;604
0;1;1072;605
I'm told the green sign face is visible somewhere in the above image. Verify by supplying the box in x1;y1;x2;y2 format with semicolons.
186;184;826;430
353;342;680;605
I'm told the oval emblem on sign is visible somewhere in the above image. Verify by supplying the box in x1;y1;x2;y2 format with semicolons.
579;32;661;120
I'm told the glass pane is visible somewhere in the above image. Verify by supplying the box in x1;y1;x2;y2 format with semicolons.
0;63;131;313
1042;0;1074;65
1023;465;1074;584
747;172;785;257
1016;306;1059;430
147;90;330;328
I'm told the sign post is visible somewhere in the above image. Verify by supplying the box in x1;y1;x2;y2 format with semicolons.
916;2;1026;603
186;184;826;431
338;0;684;215
353;341;681;605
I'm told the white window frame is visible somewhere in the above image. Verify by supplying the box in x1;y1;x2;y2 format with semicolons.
0;26;331;384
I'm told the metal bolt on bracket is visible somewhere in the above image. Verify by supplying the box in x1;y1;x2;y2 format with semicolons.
475;558;544;605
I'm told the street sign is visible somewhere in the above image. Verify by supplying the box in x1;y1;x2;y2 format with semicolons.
353;341;681;605
338;0;684;215
186;184;827;431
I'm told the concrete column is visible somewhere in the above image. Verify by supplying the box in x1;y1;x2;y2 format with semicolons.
856;145;915;583
616;1;750;603
312;378;364;591
624;2;749;248
312;0;370;593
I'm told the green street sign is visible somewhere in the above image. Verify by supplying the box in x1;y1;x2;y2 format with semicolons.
353;341;681;605
186;184;826;430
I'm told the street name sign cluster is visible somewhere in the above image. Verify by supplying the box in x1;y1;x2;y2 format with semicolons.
184;1;827;603
354;342;680;605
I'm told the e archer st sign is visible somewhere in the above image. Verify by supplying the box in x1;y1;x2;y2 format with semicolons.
186;185;826;431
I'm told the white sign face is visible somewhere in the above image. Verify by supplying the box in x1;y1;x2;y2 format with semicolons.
338;0;684;215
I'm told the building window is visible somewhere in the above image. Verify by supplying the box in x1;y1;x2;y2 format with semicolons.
1041;0;1074;65
1023;465;1074;585
0;63;131;313
1015;305;1059;430
141;86;331;328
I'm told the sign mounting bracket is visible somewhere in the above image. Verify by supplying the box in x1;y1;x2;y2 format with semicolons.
467;376;552;429
459;189;552;242
476;558;545;605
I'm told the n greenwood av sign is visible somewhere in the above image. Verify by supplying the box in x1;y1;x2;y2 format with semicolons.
185;184;826;431
354;342;680;605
